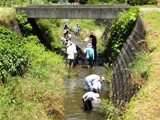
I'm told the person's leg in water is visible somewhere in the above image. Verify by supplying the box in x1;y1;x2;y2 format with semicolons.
88;58;93;68
87;99;93;111
85;79;93;92
83;99;89;111
93;46;97;62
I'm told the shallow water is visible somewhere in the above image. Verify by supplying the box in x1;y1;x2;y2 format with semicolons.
61;65;110;120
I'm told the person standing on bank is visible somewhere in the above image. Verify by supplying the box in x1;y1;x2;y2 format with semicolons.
84;43;94;68
85;74;105;92
75;23;80;38
82;92;100;111
89;34;97;61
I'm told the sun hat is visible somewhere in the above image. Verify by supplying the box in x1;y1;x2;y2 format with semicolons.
87;43;92;48
100;76;105;82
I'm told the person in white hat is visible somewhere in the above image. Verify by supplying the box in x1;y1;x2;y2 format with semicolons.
67;41;76;68
84;43;94;68
82;91;100;111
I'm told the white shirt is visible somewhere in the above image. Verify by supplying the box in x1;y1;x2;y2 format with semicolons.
82;92;99;102
92;81;101;90
85;74;100;84
71;42;77;53
67;45;75;59
61;37;67;43
68;33;72;39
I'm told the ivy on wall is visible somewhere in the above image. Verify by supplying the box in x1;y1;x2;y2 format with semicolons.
104;8;139;64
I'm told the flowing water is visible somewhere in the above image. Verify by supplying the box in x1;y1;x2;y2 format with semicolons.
61;64;110;120
58;29;109;120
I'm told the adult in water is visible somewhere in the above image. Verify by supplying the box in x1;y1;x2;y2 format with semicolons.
82;91;101;111
84;74;105;92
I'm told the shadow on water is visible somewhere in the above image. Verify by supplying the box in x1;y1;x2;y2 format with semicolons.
60;64;110;120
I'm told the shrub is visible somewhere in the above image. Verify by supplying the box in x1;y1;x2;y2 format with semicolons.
37;19;65;51
101;99;120;119
17;14;33;36
0;35;67;119
0;25;29;82
78;0;88;4
127;0;156;5
104;8;139;64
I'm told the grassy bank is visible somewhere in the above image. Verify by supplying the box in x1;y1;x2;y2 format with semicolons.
0;8;68;120
69;19;105;41
121;10;160;119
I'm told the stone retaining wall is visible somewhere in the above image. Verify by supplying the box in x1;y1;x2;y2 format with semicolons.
111;15;146;109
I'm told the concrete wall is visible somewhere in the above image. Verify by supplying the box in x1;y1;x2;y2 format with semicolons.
16;5;130;19
111;15;146;109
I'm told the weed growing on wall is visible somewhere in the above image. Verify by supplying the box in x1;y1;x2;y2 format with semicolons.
128;52;150;90
101;99;120;119
104;8;139;64
17;14;33;36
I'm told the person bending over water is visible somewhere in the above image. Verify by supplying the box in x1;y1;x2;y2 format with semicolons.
82;92;101;111
85;74;105;92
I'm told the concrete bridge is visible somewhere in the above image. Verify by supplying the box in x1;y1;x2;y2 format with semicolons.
16;4;130;19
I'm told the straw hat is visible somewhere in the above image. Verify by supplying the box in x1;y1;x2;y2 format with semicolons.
100;76;105;81
87;43;92;48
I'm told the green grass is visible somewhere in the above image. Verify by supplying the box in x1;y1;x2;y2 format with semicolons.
121;10;160;120
69;19;106;41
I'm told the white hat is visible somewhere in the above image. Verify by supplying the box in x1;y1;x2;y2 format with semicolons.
87;43;92;48
101;76;105;80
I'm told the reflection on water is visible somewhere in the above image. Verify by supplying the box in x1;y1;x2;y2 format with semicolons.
61;65;109;120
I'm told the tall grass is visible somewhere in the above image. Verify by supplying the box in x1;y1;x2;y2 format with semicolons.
0;35;67;120
69;19;105;41
128;52;150;86
121;10;160;120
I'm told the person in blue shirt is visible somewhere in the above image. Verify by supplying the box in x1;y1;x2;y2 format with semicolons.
75;23;80;38
84;43;94;68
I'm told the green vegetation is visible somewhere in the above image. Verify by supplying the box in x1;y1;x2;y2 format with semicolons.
129;52;150;87
101;99;120;120
0;34;67;119
37;19;65;50
0;8;67;119
104;8;139;64
102;10;160;120
1;2;160;120
17;14;65;51
17;14;33;36
70;19;105;38
0;0;157;7
121;10;160;120
0;25;29;82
